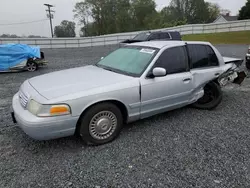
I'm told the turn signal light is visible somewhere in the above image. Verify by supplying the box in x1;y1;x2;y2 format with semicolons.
50;105;70;116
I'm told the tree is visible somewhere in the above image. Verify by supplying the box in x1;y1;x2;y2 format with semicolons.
54;20;76;37
163;0;220;24
1;34;11;38
80;22;99;36
74;0;175;35
0;34;20;38
73;0;220;36
74;1;92;26
74;0;132;35
130;0;157;30
168;0;210;24
28;35;45;38
159;7;175;24
238;0;250;20
206;2;220;23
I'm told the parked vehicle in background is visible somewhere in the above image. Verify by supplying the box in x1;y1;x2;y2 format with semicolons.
246;46;250;70
120;31;182;45
12;41;246;145
0;44;48;72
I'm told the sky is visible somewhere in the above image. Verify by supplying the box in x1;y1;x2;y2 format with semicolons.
0;0;247;37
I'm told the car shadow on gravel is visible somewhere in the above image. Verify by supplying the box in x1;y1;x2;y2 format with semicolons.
9;106;191;148
1;105;186;147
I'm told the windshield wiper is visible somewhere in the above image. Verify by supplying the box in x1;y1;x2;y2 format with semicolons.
101;66;118;73
96;65;133;76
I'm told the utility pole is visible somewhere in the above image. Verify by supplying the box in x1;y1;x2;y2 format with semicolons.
44;4;55;38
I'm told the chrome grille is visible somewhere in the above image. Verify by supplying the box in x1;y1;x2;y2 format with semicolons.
19;90;29;108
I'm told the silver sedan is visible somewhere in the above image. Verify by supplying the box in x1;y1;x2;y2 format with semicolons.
12;41;245;145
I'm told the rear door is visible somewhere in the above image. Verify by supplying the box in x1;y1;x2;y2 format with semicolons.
187;44;222;88
140;46;194;118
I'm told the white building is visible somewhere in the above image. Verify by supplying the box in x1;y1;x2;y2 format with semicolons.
213;14;238;23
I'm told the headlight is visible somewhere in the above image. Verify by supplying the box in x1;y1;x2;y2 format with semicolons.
28;100;42;115
27;100;71;117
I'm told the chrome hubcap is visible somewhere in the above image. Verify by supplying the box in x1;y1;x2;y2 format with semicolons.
89;111;117;140
27;63;36;71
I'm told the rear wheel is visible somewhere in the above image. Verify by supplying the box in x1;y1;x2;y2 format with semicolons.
78;103;123;145
192;82;222;110
27;61;38;72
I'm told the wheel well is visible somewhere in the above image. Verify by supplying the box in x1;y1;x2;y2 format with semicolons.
75;100;128;135
211;79;220;86
27;59;36;65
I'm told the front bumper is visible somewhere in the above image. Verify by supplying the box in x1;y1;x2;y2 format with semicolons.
12;93;79;140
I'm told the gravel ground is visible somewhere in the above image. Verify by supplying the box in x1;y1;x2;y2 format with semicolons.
0;44;250;188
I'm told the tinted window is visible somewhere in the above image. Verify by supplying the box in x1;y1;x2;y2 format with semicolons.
149;33;160;40
153;46;188;74
159;33;170;39
188;44;219;69
133;32;150;41
206;46;219;66
169;32;181;40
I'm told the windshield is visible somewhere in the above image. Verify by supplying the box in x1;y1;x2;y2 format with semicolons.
132;32;150;41
97;47;158;77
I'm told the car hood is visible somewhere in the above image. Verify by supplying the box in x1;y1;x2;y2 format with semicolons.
28;65;134;100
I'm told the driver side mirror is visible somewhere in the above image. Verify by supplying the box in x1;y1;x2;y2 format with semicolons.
148;67;167;78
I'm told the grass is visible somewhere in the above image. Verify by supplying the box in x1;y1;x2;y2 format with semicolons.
182;31;250;44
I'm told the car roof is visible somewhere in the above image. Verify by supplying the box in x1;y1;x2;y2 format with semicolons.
142;31;180;34
126;41;211;49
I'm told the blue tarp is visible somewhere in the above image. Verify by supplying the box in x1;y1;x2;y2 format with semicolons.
0;44;40;71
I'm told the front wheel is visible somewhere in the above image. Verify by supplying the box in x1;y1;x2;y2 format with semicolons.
78;103;123;145
192;82;222;110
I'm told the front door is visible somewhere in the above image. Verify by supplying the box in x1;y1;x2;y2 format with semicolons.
140;46;194;118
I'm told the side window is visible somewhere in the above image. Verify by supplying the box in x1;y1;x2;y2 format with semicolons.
188;44;208;68
170;32;181;40
149;33;160;40
206;46;219;66
153;46;188;74
159;33;170;39
188;44;219;69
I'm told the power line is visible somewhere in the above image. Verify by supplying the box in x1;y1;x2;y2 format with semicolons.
0;19;49;26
